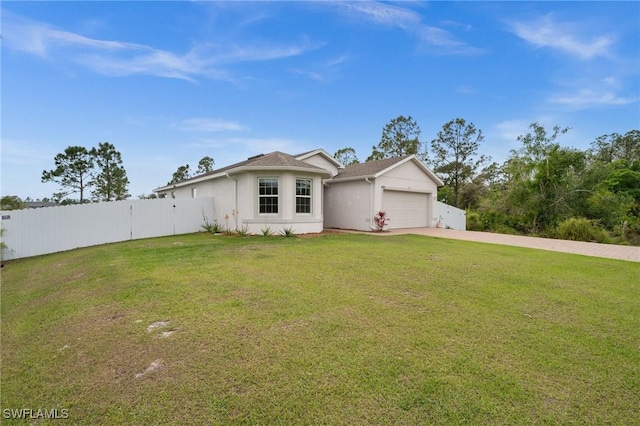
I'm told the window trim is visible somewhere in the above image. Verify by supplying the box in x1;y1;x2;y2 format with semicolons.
295;177;312;215
258;177;279;215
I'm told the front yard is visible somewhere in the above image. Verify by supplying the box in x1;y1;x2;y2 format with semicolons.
1;233;638;424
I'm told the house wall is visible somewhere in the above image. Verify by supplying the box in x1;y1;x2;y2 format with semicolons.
324;179;373;231
160;178;237;227
300;153;340;176
324;160;441;231
157;172;324;234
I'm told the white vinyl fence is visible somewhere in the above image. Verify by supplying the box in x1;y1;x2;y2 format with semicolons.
1;197;214;260
437;201;466;230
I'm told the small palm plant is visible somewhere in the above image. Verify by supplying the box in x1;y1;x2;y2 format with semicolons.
279;227;296;237
236;224;250;237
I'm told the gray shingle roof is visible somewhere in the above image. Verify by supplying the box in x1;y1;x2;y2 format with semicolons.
332;155;411;179
166;151;330;187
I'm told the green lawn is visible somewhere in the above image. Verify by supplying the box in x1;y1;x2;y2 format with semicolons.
1;233;639;425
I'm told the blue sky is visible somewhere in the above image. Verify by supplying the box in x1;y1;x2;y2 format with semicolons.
2;1;639;200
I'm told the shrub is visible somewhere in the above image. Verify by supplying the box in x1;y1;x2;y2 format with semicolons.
556;218;610;243
373;211;390;232
0;227;7;262
261;226;274;237
466;211;483;231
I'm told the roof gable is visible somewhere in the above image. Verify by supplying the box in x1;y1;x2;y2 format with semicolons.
295;149;343;169
329;155;444;186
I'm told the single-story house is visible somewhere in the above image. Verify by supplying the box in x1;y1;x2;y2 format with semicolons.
153;149;444;234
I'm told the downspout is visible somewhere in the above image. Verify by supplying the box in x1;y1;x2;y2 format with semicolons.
365;177;375;231
224;173;238;229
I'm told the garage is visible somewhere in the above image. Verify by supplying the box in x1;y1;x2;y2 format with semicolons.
381;190;429;229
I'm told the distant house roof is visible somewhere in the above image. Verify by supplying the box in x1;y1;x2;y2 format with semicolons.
154;151;332;192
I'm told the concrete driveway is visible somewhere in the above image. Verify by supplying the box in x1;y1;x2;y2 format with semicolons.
340;228;640;262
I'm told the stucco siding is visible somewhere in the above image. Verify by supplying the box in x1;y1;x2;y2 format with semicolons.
378;160;439;193
156;171;324;234
324;180;372;231
300;154;339;176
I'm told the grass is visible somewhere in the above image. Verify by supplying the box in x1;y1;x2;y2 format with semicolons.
1;233;639;425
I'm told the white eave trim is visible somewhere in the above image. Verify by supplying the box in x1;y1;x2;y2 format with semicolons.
325;175;375;184
154;165;332;193
153;172;226;192
230;165;332;177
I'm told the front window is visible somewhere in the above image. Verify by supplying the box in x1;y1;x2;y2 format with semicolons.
259;178;279;214
296;178;312;214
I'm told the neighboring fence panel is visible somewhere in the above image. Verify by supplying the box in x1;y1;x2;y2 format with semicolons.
437;201;466;230
1;198;214;260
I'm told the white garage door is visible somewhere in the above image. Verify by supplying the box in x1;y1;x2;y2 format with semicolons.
381;190;429;229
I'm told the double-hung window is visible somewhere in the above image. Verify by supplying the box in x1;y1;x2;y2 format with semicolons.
296;178;312;214
258;178;279;214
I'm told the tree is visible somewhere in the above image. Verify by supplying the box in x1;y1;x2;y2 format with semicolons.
168;164;191;185
196;156;215;175
42;146;94;203
501;123;581;232
367;115;426;161
590;130;640;164
90;142;130;201
1;195;26;210
333;147;359;165
430;118;489;208
616;130;640;164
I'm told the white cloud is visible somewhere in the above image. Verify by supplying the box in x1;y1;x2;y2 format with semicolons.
3;11;320;82
507;14;615;60
227;137;306;154
456;85;476;95
290;53;352;82
494;119;532;143
546;74;638;110
176;118;247;133
291;69;325;81
3;11;147;57
336;1;421;29
329;1;482;55
549;89;638;109
0;139;51;166
192;137;308;156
